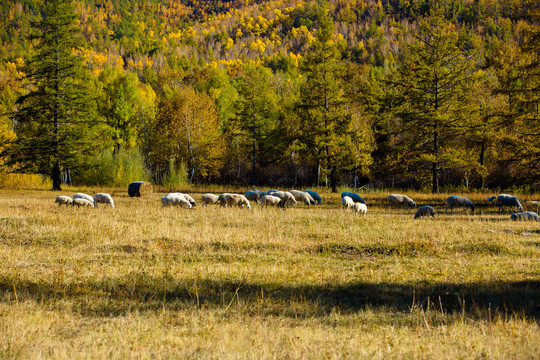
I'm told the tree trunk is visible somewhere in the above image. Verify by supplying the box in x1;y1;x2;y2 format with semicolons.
479;138;486;188
330;166;338;193
432;129;439;194
52;161;62;191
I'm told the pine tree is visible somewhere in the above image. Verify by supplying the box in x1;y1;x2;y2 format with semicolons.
386;9;476;193
295;4;354;192
11;0;98;190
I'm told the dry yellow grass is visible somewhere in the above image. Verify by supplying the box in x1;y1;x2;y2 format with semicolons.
0;189;539;359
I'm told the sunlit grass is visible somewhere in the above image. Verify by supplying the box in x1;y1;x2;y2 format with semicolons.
0;189;539;359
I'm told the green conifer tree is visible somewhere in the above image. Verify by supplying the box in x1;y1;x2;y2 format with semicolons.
296;3;354;192
11;0;98;190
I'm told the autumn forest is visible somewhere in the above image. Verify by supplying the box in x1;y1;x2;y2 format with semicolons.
0;0;538;192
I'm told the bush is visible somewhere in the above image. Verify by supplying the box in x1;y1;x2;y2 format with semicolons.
162;158;189;189
76;148;152;187
0;173;52;189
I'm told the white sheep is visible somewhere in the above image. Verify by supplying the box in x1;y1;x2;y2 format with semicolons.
445;196;475;213
289;190;316;205
201;193;219;206
176;193;196;207
93;193;115;208
73;193;96;206
223;194;251;209
72;198;94;208
55;196;73;206
267;190;297;208
414;205;436;219
496;194;523;212
342;196;354;209
387;194;416;208
510;211;539;221
259;195;281;208
353;202;367;215
161;193;192;208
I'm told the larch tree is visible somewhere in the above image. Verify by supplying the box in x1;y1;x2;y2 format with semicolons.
295;4;355;192
11;0;98;190
386;9;477;193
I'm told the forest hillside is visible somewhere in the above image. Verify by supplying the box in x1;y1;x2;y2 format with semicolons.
0;0;538;191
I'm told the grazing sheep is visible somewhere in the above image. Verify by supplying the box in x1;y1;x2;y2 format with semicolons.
342;196;354;209
217;193;231;206
178;193;196;207
510;211;539;221
72;198;94;208
93;193;115;208
414;205;436;219
224;194;251;209
289;190;316;205
55;196;73;206
387;194;416;208
445;196;475;213
161;193;192;208
353;202;367;216
259;195;281;208
496;194;523;212
201;193;219;206
267;191;297;208
73;193;96;206
341;191;365;204
305;190;322;205
245;190;266;203
487;196;497;203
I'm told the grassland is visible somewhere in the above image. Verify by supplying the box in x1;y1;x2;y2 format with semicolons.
0;188;539;359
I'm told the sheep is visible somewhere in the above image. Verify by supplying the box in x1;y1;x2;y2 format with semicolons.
496;194;523;212
289;190;316;205
445;196;475;213
245;190;266;203
487;196;497;203
93;193;115;208
259;195;281;208
342;196;354;209
510;211;539;221
161;193;192;208
72;198;94;208
178;193;196;207
353;202;367;216
201;193;219;206
267;190;297;208
414;205;436;219
387;194;416;208
217;193;231;206
341;191;365;204
223;194;251;209
55;196;73;206
305;190;322;205
73;193;96;206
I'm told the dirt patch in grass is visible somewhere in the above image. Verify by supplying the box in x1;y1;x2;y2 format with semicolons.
315;242;435;258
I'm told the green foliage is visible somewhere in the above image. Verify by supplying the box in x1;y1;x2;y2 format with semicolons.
76;147;151;187
162;158;189;188
10;0;99;190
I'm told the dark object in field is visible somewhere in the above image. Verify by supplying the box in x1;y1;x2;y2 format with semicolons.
128;181;153;197
414;205;436;219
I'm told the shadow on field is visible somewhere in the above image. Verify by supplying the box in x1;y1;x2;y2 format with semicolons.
0;275;538;321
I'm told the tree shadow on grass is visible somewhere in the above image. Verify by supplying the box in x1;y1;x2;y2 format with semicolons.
0;275;538;321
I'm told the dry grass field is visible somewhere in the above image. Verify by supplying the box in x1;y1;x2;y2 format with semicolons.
0;188;539;359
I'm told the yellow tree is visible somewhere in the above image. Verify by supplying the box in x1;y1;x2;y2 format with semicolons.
154;87;224;183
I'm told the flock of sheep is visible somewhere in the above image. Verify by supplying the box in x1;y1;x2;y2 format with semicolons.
54;190;539;221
